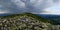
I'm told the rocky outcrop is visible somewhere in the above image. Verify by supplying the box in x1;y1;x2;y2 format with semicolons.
0;13;60;30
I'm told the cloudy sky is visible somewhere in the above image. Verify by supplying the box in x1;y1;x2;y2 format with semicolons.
0;0;60;15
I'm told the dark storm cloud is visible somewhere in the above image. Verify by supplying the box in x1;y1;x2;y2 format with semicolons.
0;0;27;14
53;0;60;3
0;0;60;14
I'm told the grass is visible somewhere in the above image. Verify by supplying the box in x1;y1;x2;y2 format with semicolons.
0;13;54;24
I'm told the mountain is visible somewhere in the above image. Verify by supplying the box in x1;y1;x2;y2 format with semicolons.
36;14;60;24
0;13;60;30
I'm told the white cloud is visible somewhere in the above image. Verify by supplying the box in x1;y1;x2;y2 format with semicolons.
30;0;60;15
11;0;25;8
0;9;8;14
0;12;7;14
41;4;60;15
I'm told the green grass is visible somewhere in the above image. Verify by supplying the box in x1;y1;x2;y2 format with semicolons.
0;13;54;24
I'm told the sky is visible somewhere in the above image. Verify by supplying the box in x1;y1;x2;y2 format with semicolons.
0;0;60;15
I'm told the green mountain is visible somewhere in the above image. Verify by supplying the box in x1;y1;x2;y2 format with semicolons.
0;13;59;30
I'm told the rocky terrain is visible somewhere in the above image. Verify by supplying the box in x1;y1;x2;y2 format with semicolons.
0;13;60;30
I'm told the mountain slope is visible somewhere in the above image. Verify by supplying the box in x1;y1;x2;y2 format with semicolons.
0;13;59;30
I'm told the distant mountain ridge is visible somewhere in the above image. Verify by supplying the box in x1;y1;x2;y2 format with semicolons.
36;14;60;25
36;14;60;20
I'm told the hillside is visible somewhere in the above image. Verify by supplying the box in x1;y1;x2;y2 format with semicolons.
0;13;59;30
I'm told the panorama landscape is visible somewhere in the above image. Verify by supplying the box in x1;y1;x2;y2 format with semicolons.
0;0;60;30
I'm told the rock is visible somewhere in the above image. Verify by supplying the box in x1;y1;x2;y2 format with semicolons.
0;13;59;30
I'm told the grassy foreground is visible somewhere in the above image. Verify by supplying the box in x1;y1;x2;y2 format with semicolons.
0;13;60;30
0;13;53;24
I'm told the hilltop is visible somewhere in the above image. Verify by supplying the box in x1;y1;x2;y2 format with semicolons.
0;13;52;23
0;13;59;30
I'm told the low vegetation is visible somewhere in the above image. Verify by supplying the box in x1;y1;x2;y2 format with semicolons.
0;13;59;30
